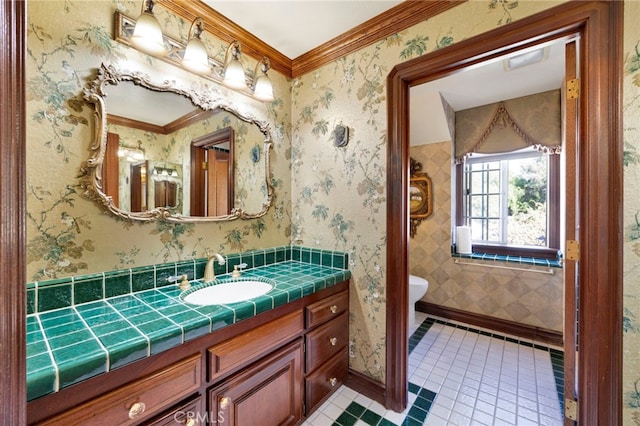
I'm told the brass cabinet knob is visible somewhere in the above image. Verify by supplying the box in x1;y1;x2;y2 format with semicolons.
128;401;146;419
329;337;338;346
219;396;230;409
328;377;337;387
329;305;338;314
185;418;196;426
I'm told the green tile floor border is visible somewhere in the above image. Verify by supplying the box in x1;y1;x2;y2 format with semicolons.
331;383;436;426
550;348;565;418
329;315;566;425
27;246;349;315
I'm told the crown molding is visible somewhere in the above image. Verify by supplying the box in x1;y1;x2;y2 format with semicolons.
158;0;464;79
291;0;465;77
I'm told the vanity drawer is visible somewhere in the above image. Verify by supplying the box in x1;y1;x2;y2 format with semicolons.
305;348;349;414
208;310;304;382
305;290;348;329
305;312;348;373
143;395;203;425
39;354;201;426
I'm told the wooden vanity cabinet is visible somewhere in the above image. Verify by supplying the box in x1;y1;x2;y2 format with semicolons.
142;395;203;425
27;281;350;426
38;354;202;426
204;289;349;424
303;290;349;414
208;340;304;426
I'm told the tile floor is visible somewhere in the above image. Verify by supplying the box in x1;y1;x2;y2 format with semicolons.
303;312;565;425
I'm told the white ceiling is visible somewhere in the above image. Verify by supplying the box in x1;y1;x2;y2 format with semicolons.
410;40;566;145
200;0;403;59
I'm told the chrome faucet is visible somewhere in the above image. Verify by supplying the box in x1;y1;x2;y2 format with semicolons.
203;253;225;283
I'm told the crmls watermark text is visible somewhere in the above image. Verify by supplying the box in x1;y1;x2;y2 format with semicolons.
174;410;225;424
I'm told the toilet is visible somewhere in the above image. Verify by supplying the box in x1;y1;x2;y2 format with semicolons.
409;275;429;325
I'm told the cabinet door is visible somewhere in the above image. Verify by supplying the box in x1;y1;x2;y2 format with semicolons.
209;340;303;426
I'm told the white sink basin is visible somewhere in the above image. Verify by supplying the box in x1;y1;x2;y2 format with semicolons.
181;278;274;305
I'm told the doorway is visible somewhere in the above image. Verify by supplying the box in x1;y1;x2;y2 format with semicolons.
385;2;622;425
190;127;235;216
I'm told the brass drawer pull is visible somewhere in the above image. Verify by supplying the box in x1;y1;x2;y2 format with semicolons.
186;418;196;426
219;396;230;409
128;401;146;419
329;305;338;314
328;377;337;387
329;337;338;346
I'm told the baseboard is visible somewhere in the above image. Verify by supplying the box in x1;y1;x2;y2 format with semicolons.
416;301;563;347
344;368;386;407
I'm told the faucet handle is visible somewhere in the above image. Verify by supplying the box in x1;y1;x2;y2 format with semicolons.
231;265;241;278
231;263;248;278
167;275;183;283
178;275;190;291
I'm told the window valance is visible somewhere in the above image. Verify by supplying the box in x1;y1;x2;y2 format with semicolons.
454;89;562;164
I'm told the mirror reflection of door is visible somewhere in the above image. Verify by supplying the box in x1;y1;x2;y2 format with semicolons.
103;132;120;207
129;161;147;212
154;180;177;208
191;127;235;216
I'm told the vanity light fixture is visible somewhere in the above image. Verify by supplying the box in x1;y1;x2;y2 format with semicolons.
222;41;247;90
153;166;178;177
114;12;274;102
181;17;210;75
251;57;274;102
117;145;145;163
130;0;167;57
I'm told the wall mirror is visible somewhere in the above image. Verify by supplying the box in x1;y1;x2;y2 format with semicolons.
409;157;432;238
82;63;273;222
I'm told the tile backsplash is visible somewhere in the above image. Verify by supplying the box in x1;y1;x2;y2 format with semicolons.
27;246;349;315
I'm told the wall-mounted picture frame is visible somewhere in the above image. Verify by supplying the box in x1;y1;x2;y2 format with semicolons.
409;157;433;238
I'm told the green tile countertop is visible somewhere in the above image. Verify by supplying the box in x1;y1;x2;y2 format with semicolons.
26;260;351;401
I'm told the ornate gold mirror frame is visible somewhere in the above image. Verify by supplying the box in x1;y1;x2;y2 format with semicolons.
409;157;432;238
80;64;274;223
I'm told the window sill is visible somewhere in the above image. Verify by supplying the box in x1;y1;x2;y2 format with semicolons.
451;248;563;268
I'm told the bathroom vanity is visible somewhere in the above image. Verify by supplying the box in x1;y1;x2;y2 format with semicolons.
26;252;350;426
27;280;348;425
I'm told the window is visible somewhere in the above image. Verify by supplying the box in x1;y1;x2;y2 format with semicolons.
456;148;560;259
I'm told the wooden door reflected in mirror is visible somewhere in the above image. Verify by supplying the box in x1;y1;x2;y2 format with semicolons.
191;127;235;217
130;161;147;212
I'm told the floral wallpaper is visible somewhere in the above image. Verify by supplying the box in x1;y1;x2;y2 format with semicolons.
25;1;640;415
289;0;566;382
26;1;291;281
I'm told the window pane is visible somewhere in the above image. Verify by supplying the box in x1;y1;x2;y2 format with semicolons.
470;171;485;193
507;155;548;246
463;150;550;249
488;170;500;193
470;195;485;217
487;194;501;217
487;219;501;242
470;218;484;240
